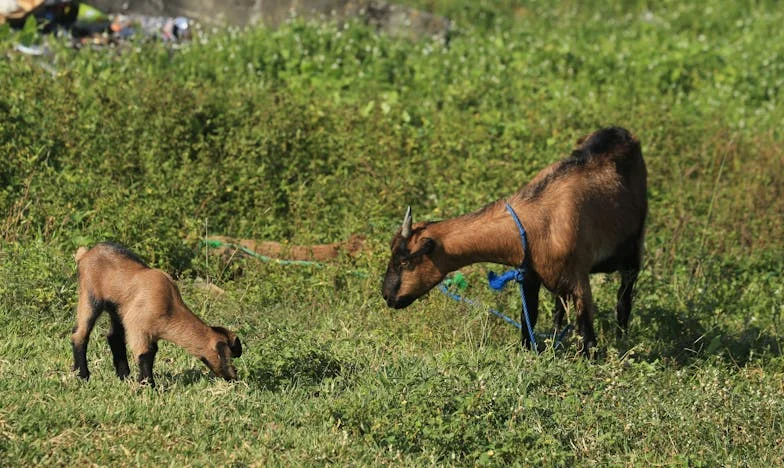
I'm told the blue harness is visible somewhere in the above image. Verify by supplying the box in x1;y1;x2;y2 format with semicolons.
487;202;539;351
440;202;572;351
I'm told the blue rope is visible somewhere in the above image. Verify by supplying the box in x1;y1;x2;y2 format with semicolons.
554;323;574;350
488;269;523;290
438;283;523;330
488;202;538;351
437;281;574;349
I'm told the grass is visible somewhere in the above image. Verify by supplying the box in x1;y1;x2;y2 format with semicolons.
1;0;783;464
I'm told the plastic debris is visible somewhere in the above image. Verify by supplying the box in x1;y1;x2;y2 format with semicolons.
4;1;196;47
0;0;45;24
444;272;468;290
71;2;109;36
13;42;45;54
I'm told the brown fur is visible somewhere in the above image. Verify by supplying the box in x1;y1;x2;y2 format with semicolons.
71;242;242;386
208;234;366;263
382;127;647;355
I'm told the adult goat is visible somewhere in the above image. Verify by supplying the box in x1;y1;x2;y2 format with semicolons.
382;127;647;355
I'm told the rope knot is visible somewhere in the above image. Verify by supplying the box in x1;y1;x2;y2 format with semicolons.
487;268;525;291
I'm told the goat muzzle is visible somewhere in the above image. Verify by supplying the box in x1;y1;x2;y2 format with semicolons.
385;294;415;309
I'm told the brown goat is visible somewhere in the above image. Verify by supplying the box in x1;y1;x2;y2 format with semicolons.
382;127;647;354
71;242;242;387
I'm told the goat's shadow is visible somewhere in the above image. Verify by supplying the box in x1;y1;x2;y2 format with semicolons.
153;368;205;387
154;349;360;392
154;305;780;390
603;305;782;367
245;348;361;393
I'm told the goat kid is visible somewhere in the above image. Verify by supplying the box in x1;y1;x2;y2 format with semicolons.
382;127;647;355
72;242;242;387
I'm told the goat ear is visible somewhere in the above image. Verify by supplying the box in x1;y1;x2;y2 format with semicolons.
401;206;412;239
212;326;243;358
229;335;242;358
421;237;436;254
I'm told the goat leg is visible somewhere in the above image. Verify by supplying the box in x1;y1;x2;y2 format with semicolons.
107;312;131;380
615;269;639;339
130;334;158;388
71;294;101;380
573;281;597;358
553;295;568;333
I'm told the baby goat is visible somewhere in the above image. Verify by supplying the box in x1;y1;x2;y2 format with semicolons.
382;127;647;354
72;242;242;387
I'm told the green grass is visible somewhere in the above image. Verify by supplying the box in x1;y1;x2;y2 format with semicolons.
1;0;783;464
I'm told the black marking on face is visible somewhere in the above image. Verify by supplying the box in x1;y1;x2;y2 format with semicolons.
201;340;239;381
228;337;242;358
388;294;415;309
215;341;237;380
211;327;242;358
382;232;436;308
392;235;435;271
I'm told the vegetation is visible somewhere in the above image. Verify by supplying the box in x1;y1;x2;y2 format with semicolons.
1;0;782;464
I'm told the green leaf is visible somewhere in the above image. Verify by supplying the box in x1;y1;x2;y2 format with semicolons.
360;100;375;118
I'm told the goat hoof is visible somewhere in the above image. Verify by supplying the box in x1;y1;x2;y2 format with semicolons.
138;377;156;388
582;343;598;359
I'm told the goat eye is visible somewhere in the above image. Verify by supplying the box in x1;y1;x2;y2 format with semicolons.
398;256;418;270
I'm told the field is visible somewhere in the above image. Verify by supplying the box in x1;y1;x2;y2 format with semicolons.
1;0;783;464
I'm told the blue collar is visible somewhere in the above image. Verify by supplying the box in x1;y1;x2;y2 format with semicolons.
504;202;529;271
488;202;529;289
486;201;538;351
441;200;573;351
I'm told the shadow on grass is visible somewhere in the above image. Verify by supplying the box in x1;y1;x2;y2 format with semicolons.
245;349;361;392
615;306;782;367
166;368;209;386
155;353;359;390
152;368;215;389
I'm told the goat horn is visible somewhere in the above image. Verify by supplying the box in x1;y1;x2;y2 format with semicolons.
401;206;412;239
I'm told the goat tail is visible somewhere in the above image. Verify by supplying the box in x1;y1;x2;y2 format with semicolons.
74;246;89;263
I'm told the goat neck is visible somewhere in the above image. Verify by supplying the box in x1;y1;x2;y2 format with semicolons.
160;308;216;358
428;200;532;270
